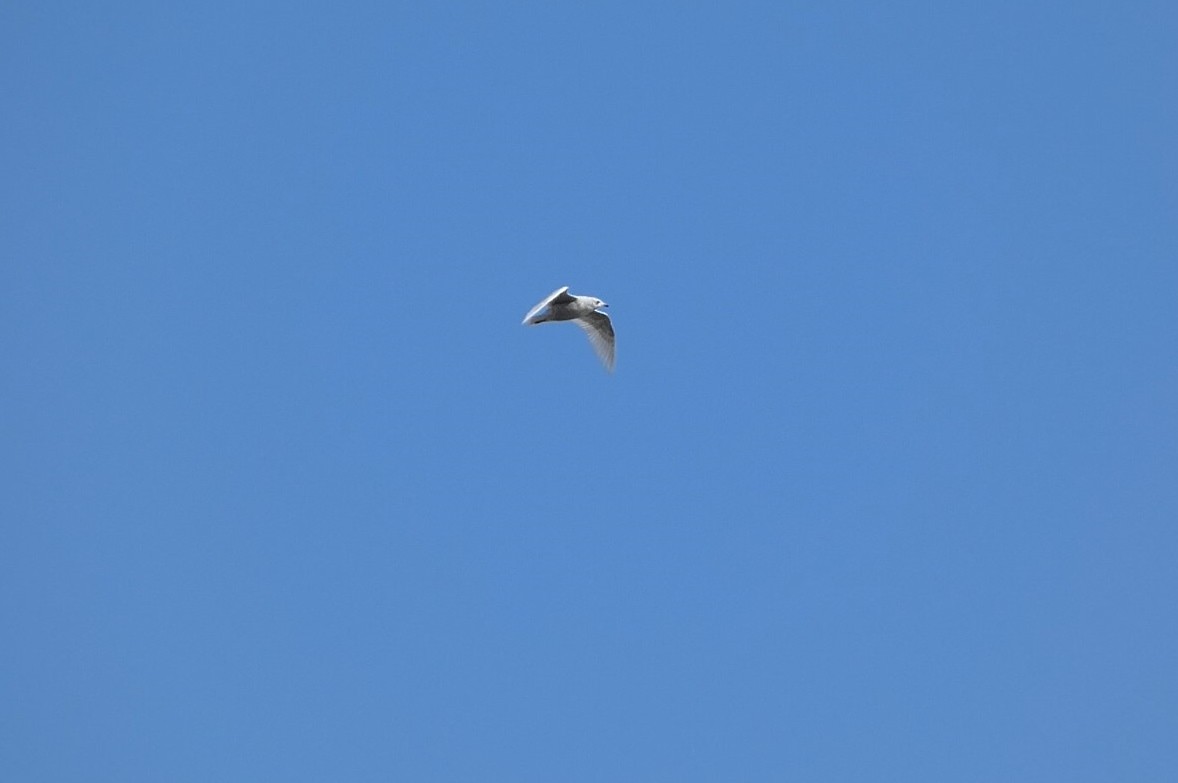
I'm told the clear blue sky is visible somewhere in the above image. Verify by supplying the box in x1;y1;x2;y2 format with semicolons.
3;2;1176;780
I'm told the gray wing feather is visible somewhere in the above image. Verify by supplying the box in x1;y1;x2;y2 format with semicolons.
575;311;616;372
522;286;574;324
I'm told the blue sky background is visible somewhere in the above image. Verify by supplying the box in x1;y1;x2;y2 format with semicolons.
3;2;1176;780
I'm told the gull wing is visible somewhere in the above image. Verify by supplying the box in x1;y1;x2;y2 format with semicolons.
522;286;575;325
575;310;616;372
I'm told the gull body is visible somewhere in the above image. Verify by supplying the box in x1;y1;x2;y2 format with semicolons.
522;286;615;372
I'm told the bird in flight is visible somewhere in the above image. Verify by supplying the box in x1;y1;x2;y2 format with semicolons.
521;286;615;372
